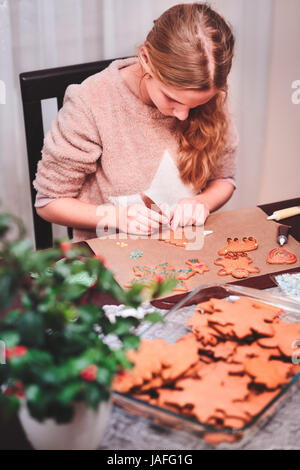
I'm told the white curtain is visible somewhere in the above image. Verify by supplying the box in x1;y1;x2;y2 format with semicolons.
0;0;272;247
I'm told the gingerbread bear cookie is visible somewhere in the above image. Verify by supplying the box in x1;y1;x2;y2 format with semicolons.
214;252;260;278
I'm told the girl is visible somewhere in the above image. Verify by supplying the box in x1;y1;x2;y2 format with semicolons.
34;2;239;243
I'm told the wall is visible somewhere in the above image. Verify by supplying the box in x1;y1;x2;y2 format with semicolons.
258;0;300;204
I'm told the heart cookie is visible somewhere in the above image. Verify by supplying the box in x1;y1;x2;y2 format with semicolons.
267;248;297;264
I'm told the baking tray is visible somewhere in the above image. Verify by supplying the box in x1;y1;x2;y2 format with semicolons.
112;283;300;448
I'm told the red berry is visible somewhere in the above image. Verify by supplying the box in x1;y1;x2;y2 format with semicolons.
60;242;71;252
154;274;164;283
93;254;108;267
5;346;27;359
13;346;28;357
80;364;98;382
5;348;12;360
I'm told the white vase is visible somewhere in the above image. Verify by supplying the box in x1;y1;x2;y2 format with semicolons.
18;398;112;450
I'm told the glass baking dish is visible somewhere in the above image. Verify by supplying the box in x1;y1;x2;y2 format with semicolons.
112;283;300;448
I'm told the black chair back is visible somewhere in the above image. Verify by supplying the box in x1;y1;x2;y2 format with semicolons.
19;58;119;250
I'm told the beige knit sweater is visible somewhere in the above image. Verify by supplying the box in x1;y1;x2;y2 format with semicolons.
33;57;239;242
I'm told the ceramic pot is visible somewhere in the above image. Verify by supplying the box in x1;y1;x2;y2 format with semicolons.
19;398;112;450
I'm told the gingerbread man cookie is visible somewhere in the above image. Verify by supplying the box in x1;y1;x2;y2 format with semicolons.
214;252;260;278
218;237;258;255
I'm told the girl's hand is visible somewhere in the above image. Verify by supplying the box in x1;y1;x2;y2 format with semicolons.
169;198;210;231
118;203;169;235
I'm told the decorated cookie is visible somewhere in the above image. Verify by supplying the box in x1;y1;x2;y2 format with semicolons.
267;248;297;264
214;252;260;278
125;261;205;293
218;237;258;255
159;229;187;247
185;258;209;274
129;249;143;260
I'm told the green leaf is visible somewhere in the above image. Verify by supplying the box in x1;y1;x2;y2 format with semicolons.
61;283;88;301
46;401;75;424
57;382;83;404
9;239;32;258
40;366;67;385
0;270;19;309
0;330;20;348
96;367;113;386
108;317;139;336
124;283;145;308
0;213;12;237
121;334;140;350
148;277;177;298
4;309;22;326
18;311;44;347
84;383;106;410
112;349;134;369
25;384;51;422
143;312;164;324
98;269;116;291
67;271;97;288
77;304;101;324
0;393;20;419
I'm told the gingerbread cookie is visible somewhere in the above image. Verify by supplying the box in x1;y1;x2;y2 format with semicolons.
257;321;300;358
126;261;208;293
159;229;187;247
113;295;300;444
267;248;297;264
218;237;258;255
214;252;260;278
185;258;209;274
243;358;292;390
125;262;190;292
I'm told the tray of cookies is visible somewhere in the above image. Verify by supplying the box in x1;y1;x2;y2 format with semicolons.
112;283;300;447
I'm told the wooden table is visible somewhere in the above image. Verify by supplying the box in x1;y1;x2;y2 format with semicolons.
1;197;299;450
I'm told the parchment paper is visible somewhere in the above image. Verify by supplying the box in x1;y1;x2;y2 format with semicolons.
84;206;300;297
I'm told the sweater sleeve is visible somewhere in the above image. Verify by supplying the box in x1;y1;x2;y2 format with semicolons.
206;102;239;189
33;84;102;200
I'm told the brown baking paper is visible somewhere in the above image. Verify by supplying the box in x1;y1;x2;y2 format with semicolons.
83;206;300;298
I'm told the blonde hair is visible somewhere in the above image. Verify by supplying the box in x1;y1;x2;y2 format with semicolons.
139;2;235;192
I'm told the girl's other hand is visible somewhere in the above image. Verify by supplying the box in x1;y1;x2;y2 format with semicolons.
169;198;210;232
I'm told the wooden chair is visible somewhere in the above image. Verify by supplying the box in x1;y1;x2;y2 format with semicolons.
19;58;122;250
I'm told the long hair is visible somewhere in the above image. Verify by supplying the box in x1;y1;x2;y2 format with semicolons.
139;2;235;192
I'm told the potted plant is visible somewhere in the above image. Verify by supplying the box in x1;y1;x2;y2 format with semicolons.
0;210;175;450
